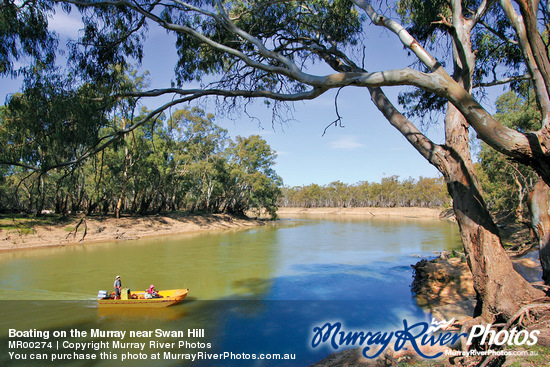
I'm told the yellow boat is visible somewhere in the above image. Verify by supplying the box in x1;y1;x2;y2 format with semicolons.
97;288;189;308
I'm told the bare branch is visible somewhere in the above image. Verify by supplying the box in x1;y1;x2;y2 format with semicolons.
311;36;443;169
470;0;498;27
473;74;532;88
480;20;519;46
431;13;452;29
500;0;550;121
214;0;300;73
322;87;345;136
120;85;327;101
351;0;440;71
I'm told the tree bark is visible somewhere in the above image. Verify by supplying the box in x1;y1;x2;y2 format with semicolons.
441;11;545;318
527;180;550;284
445;154;544;320
115;120;129;219
437;102;541;321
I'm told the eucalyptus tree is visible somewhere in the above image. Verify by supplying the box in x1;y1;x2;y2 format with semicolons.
226;135;282;217
0;72;114;213
389;0;549;320
3;0;550;322
167;107;230;212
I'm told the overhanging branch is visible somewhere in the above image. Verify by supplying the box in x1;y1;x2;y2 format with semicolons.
1;85;328;172
474;74;532;88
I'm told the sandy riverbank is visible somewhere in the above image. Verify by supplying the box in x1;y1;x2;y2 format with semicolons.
0;213;263;252
277;206;444;219
0;207;446;252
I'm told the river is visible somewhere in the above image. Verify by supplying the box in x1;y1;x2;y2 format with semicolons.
0;214;461;366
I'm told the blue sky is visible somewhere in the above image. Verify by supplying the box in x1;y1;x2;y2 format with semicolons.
132;17;448;187
1;7;504;188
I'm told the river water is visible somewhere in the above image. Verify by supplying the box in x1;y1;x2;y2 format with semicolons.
0;214;461;366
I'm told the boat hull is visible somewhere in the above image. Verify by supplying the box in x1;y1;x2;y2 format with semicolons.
98;289;189;308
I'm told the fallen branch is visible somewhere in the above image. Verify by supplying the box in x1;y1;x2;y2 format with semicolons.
66;218;88;242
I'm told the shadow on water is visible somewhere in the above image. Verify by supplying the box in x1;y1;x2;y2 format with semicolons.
1;263;430;367
1;298;423;367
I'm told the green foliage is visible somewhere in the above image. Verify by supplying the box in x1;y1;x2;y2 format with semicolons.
227;135;282;217
0;72;113;172
493;88;542;131
472;29;524;88
396;0;454;121
280;176;449;208
0;0;57;76
67;1;147;83
0;98;283;218
397;0;451;41
477;88;541;215
171;0;363;86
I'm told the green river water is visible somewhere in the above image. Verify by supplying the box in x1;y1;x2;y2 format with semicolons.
0;214;462;366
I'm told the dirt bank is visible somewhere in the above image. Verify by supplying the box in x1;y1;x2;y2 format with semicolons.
1;206;448;253
412;255;477;321
0;207;445;252
0;213;263;252
277;206;443;219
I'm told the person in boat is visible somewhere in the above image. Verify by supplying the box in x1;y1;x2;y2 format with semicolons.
146;284;161;298
114;275;122;299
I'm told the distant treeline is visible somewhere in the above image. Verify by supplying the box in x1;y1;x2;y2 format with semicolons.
278;176;450;208
0;107;282;217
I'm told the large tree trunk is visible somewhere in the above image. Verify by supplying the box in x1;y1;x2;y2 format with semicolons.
443;11;545;319
443;102;544;320
447;160;544;320
528;180;550;284
115;129;130;219
367;85;545;321
367;88;545;322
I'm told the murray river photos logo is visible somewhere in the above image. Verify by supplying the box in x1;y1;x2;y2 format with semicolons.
310;318;540;359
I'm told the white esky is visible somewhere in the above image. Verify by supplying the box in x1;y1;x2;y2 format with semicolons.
1;7;506;187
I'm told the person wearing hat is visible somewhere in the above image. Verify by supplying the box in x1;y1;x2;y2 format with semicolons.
146;284;158;298
114;276;122;299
